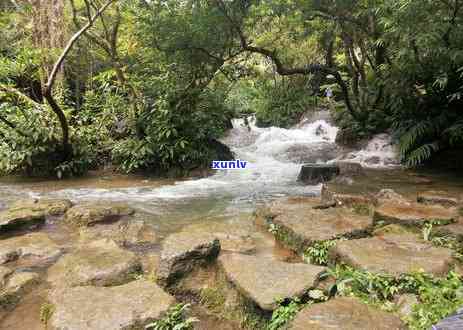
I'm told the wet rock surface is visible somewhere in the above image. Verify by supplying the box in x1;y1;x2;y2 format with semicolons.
64;203;135;227
9;199;73;216
289;297;405;330
157;231;220;286
79;219;157;247
0;208;45;233
0;271;40;309
48;279;175;330
0;233;62;266
330;232;454;276
47;239;140;287
373;202;457;226
219;253;325;311
297;164;340;185
280;142;338;164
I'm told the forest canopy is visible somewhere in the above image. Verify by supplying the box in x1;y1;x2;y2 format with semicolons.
1;0;462;177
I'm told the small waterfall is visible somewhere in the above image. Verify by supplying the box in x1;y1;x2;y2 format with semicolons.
19;111;399;205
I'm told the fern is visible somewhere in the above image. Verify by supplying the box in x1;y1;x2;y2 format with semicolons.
405;142;440;167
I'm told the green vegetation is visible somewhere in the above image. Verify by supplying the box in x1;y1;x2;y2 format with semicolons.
1;0;462;178
324;266;463;330
39;302;54;327
145;303;197;330
267;298;303;330
303;240;336;266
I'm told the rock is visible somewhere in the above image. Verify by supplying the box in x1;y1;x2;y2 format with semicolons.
434;221;463;241
372;224;410;236
9;198;72;216
0;266;13;285
48;279;175;330
157;231;220;286
64;203;135;227
0;272;40;310
394;294;419;318
182;223;256;254
297;164;340;185
365;156;381;165
321;188;372;208
373;202;457;227
330;232;454;276
264;197;371;252
375;189;410;206
79;220;157;247
0;233;61;266
279;142;338;164
47;239;140;287
417;191;460;208
289;297;405;330
336;161;365;176
0;208;45;233
219;254;325;311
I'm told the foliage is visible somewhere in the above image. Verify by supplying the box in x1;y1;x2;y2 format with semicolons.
267;298;302;330
145;303;198;330
303;240;336;266
325;265;463;330
39;303;54;326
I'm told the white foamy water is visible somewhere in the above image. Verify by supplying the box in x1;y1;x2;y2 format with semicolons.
2;112;400;208
337;133;400;168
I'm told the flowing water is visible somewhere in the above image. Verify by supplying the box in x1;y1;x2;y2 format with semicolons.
2;112;463;329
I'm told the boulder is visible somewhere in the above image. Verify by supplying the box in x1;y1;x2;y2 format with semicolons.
157;231;220;286
336;161;365;176
79;220;157;247
0;209;45;233
434;220;463;241
417;191;460;208
278;142;338;164
182;222;256;254
329;232;454;276
373;202;457;227
375;189;410;206
219;254;325;311
264;197;371;252
394;294;419;318
0;271;40;310
48;280;175;330
297;164;340;185
64;203;135;227
47;239;140;287
289;297;405;330
0;233;61;266
9;198;72;216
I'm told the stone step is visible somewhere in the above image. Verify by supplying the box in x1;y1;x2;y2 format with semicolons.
329;232;455;276
289;297;405;330
260;197;371;253
48;279;175;330
218;253;325;311
373;202;457;227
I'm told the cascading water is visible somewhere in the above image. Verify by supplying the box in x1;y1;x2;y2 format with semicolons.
0;112;400;213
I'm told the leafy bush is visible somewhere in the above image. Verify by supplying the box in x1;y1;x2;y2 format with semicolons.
146;303;197;330
303;240;336;266
254;77;318;128
267;298;302;330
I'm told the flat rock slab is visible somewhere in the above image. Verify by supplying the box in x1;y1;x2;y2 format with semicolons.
435;221;463;240
0;271;40;309
330;233;454;276
47;239;140;287
48;279;175;330
0;233;62;266
219;254;325;311
0;209;45;233
9;199;73;216
417;191;460;208
373;202;457;227
265;197;371;252
157;231;220;286
182;222;256;254
297;164;340;185
289;297;405;330
79;220;157;247
64;203;135;227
